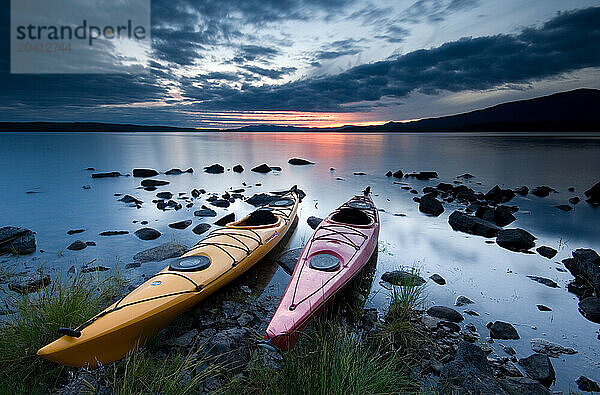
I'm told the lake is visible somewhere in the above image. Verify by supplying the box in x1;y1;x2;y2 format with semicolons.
1;131;599;391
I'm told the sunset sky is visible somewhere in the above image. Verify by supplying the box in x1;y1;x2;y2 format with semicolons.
1;1;599;128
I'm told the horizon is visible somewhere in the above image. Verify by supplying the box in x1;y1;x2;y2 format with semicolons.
2;2;600;128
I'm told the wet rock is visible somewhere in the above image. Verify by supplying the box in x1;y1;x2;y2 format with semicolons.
448;211;500;237
0;227;36;255
455;295;474;306
288;158;314;165
584;181;600;204
489;321;519;340
381;270;426;286
568;278;593;298
167;200;182;210
476;206;495;222
82;185;91;190
527;276;559;288
67;229;85;235
204;327;250;365
166;329;198;347
536;246;557;259
485;185;515;203
518;353;555;388
578;297;600;324
119;195;143;205
419;194;444;216
204;164;224;174
194;207;217;217
501;377;551;395
92;171;121;178
277;248;302;275
141;179;169;187
125;262;141;269
168;220;192;230
429;273;446;285
393;170;403;178
134;228;161;241
563;249;600;295
427;306;464;322
556;204;572;212
99;231;129;236
405;171;438;180
270;166;282;171
307;216;323;230
133;169;158;178
494;206;516;227
86;241;96;246
496;228;536;252
192;223;211;235
457;173;474;179
165;168;184;175
215;213;235;226
501;344;516;356
67;240;87;251
530;338;577;357
536;304;552;311
439;342;507;394
464;310;479;316
82;265;110;273
144;186;157;191
246;193;277;207
569;197;580;204
531;186;556;197
8;275;51;294
156;191;173;199
252;164;272;173
577;376;600;392
210;199;230;208
237;312;254;326
233;164;244;173
354;172;366;176
439;320;461;332
514;186;529;196
386;171;393;177
133;242;189;263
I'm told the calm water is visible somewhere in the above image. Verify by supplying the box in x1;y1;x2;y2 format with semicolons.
1;132;599;390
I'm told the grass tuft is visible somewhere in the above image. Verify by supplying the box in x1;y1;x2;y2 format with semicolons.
0;272;127;393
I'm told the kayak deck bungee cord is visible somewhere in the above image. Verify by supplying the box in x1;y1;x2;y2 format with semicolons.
37;187;300;368
264;187;379;351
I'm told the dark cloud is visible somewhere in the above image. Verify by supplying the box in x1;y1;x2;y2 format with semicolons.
242;65;297;79
181;7;600;111
399;0;479;23
312;39;363;61
231;45;281;64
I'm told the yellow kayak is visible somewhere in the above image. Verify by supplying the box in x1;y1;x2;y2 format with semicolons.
38;187;300;367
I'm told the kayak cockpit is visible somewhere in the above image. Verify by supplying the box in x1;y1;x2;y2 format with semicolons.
331;207;372;226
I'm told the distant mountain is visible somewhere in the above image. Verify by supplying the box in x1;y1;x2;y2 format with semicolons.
340;88;600;132
0;122;201;132
2;89;598;133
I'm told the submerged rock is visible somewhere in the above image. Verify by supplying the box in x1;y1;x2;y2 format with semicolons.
556;204;572;212
140;179;169;187
99;231;129;236
536;246;557;259
307;216;323;230
569;197;580;204
67;229;85;235
132;168;158;177
455;295;474;306
204;164;224;174
386;171;393;177
427;306;463;322
577;376;600;392
156;191;173;199
134;228;161;241
514;186;529;196
288;158;314;165
496;229;536;252
429;273;446;285
194;207;217;217
192;223;211;235
536;304;552;311
165;168;184;175
419;194;444;216
531;186;556;197
168;220;192;230
0;226;36;255
252;164;272;173
448;211;500;237
91;171;121;178
381;270;426;286
8;275;51;294
405;171;437;180
519;353;555;388
489;321;519;340
210;199;230;208
530;338;577;357
133;242;189;263
215;213;235;226
392;170;403;178
578;297;600;324
67;240;87;251
119;195;143;205
527;276;559;288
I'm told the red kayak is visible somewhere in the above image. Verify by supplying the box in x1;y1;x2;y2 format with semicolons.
264;189;380;350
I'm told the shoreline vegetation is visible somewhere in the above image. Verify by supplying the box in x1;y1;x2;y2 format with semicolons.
1;88;599;134
1;156;600;392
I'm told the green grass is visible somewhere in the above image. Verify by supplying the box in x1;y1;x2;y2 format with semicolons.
0;271;127;393
229;321;416;395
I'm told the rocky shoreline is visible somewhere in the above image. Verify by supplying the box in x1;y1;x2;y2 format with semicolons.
1;160;599;393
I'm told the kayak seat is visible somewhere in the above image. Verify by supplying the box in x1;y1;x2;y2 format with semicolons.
239;209;278;226
331;208;371;225
309;253;341;271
